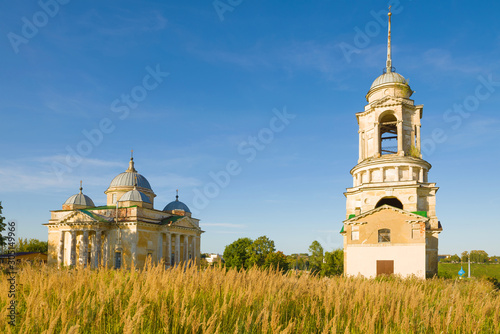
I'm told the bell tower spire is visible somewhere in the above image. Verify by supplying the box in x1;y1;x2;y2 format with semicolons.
386;6;392;73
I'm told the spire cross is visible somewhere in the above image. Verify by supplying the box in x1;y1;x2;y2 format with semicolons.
176;189;179;201
386;6;392;73
79;180;83;193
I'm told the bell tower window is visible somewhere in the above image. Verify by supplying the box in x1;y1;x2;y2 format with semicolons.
376;197;403;209
380;114;398;155
378;229;391;243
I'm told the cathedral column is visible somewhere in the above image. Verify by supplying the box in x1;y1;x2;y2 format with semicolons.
157;233;163;264
94;230;102;268
184;235;189;264
409;166;414;181
419;168;424;183
70;230;77;266
374;122;380;157
379;167;384;182
90;232;95;268
397;120;403;154
175;233;180;264
131;233;137;268
166;232;171;267
80;230;89;267
58;231;65;267
192;235;198;265
103;232;109;268
395;166;400;181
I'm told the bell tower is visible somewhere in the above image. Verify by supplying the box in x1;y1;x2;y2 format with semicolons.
343;8;442;277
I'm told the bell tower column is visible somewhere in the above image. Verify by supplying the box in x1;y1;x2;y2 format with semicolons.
397;120;403;155
374;122;380;158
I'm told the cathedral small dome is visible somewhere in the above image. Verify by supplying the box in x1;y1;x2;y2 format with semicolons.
120;188;151;204
64;183;95;208
163;191;191;213
370;71;408;89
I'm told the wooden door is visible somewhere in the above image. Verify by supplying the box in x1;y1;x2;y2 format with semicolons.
377;260;394;276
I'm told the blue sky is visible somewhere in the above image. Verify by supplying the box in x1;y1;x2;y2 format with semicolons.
1;0;499;256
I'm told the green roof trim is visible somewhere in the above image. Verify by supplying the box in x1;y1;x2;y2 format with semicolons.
340;225;345;233
85;205;139;211
411;211;427;218
78;210;112;223
348;214;356;219
86;206;116;210
160;215;184;225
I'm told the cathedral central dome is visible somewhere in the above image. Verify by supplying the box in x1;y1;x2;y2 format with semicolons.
108;157;152;191
110;172;152;190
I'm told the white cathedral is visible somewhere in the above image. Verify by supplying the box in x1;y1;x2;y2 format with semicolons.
341;9;442;278
45;155;203;269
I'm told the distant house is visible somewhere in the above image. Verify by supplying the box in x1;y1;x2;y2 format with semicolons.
205;254;224;265
0;252;47;264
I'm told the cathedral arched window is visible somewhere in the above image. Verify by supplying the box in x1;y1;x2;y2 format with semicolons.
378;229;391;243
380;113;398;155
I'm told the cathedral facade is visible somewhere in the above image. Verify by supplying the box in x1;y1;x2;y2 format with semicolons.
44;156;203;269
341;10;442;278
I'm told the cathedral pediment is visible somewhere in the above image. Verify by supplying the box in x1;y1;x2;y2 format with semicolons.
161;215;200;230
58;209;113;225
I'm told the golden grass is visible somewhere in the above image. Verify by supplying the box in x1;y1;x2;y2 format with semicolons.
1;263;499;333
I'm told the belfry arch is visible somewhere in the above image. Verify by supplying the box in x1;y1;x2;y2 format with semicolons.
375;196;403;209
379;113;398;155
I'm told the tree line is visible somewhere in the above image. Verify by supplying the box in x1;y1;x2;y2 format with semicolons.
440;250;499;264
219;236;344;277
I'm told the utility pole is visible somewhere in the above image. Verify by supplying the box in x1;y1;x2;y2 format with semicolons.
468;252;471;278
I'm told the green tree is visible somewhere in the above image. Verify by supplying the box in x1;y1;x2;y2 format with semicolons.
461;251;469;263
16;238;48;253
308;240;324;274
470;250;488;263
440;256;450;263
450;254;460;263
223;237;253;269
0;202;6;252
247;236;275;267
264;251;289;272
322;248;344;276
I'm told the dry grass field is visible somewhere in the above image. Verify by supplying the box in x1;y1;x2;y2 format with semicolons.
1;263;499;333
